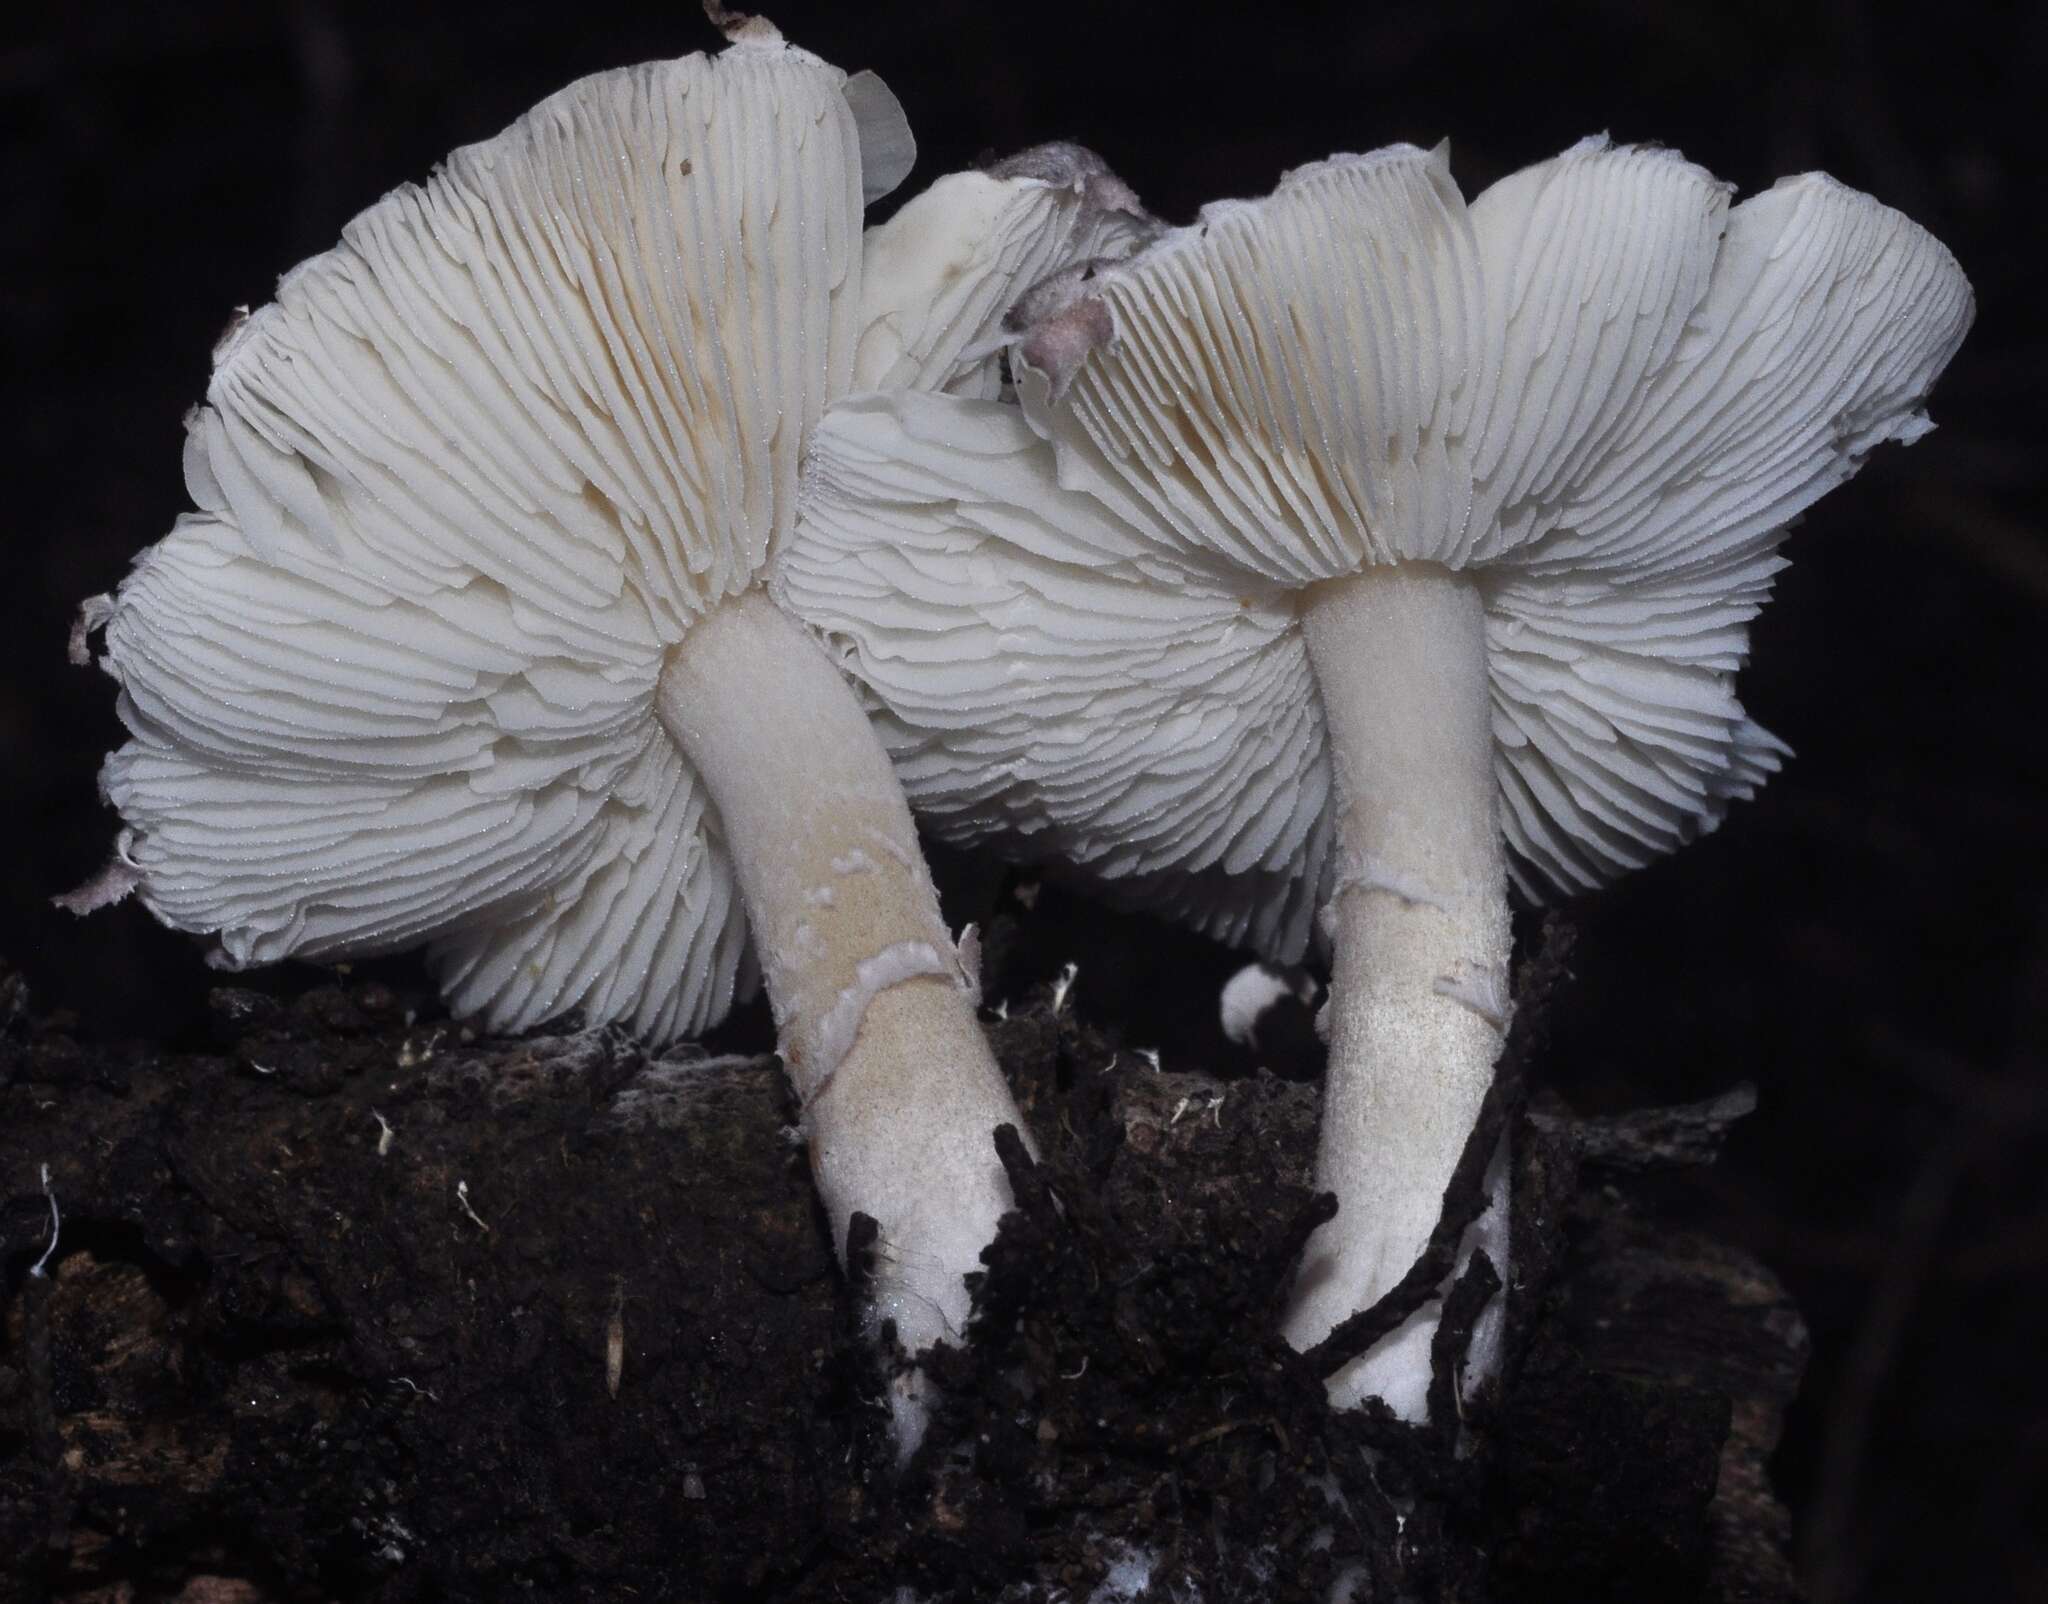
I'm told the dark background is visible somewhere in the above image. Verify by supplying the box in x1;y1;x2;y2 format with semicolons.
3;2;2041;1599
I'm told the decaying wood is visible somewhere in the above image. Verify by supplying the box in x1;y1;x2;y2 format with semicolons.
2;957;1804;1602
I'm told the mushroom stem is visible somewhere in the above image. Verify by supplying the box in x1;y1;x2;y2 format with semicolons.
1284;564;1512;1420
657;587;1025;1454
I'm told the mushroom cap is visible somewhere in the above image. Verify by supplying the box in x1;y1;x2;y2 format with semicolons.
81;42;1120;1041
784;139;1974;952
786;388;1333;957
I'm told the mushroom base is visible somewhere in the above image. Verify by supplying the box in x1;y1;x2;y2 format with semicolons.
657;588;1026;1452
1286;564;1513;1420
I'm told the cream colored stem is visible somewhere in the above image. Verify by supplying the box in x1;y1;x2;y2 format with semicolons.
1283;564;1511;1421
657;587;1026;1455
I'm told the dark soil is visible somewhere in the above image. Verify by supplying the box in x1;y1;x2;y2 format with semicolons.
3;917;1804;1603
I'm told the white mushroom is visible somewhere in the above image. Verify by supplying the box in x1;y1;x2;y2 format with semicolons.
783;137;1973;1419
62;19;1145;1455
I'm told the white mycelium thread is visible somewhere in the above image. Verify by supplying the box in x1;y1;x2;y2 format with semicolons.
784;136;1973;1418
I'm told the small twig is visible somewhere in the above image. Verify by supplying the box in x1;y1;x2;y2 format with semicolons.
1302;1084;1509;1379
992;1124;1060;1234
844;1211;881;1314
1265;1191;1340;1296
1303;919;1571;1379
1532;1083;1758;1173
1425;1248;1502;1435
